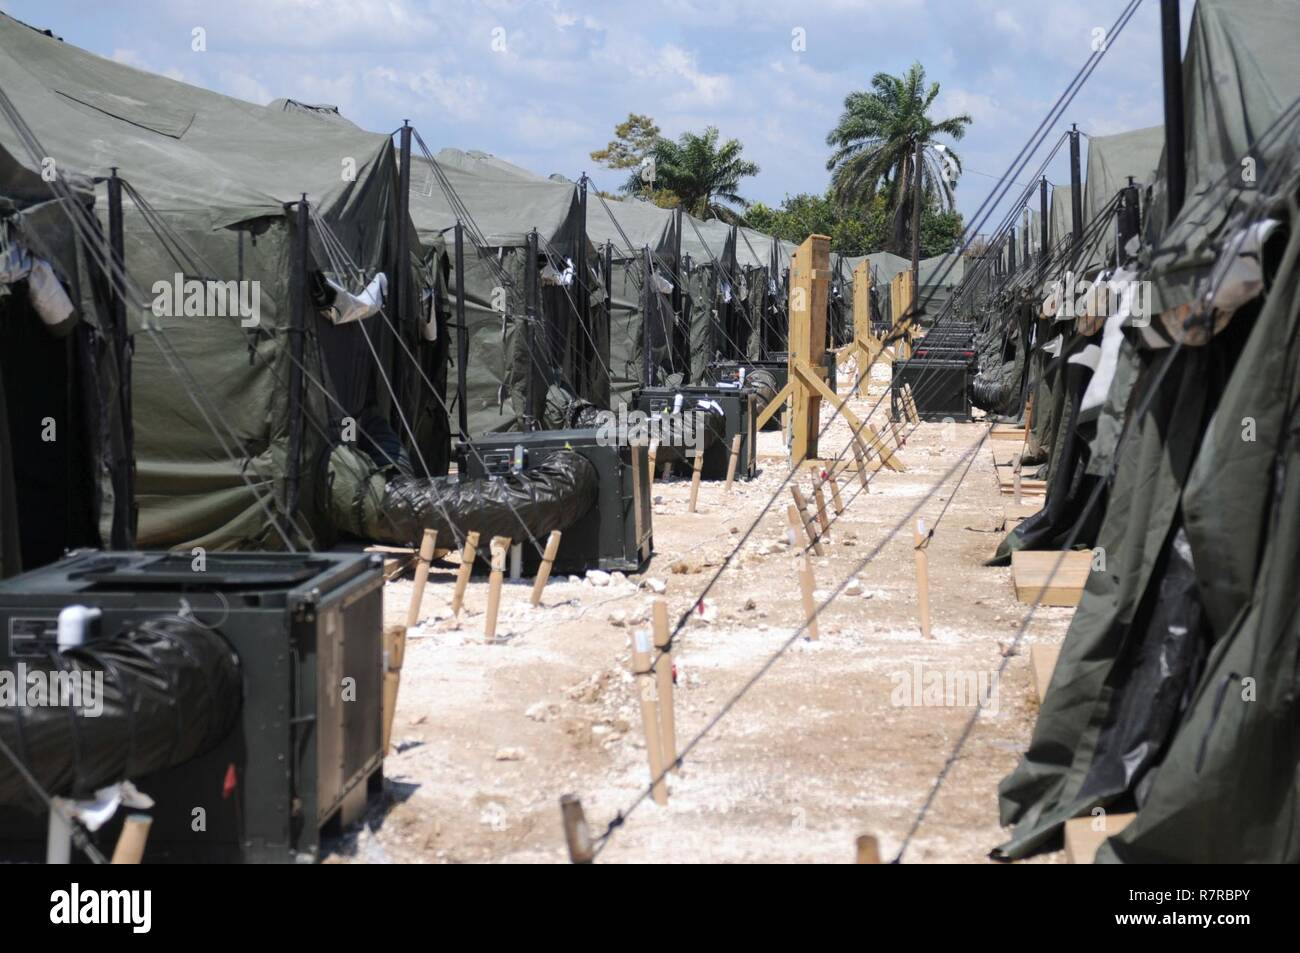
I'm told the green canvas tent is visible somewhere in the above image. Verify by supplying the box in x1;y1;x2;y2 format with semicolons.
0;14;442;558
407;148;604;434
996;0;1300;862
583;194;678;405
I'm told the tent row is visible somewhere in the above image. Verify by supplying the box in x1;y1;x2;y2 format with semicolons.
931;0;1300;861
0;12;842;577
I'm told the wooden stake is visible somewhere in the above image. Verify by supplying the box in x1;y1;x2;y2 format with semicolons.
850;435;869;489
913;518;931;639
688;449;704;513
404;528;438;629
786;504;803;548
110;814;153;865
856;834;881;864
724;432;743;493
1014;465;1023;506
530;529;562;607
450;530;479;617
812;479;831;536
560;794;594;864
484;535;509;642
647;439;659;485
631;629;669;805
652;599;677;774
798;552;818;640
790;486;824;556
381;623;407;753
828;474;845;515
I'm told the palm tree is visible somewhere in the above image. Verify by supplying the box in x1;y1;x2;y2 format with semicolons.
625;126;758;224
825;63;971;257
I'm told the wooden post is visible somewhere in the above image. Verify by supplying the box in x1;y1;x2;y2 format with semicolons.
451;530;479;617
798;552;818;640
110;814;153;865
652;600;677;774
484;535;509;642
786;504;803;548
404;528;438;628
790;485;824;556
787;234;832;463
856;834;881;864
850;435;869;490
828;473;845;515
648;439;659;485
913;518;931;639
530;530;562;607
688;448;704;513
724;432;743;493
381;623;406;753
1014;464;1023;506
560;794;594;864
812;479;831;536
631;629;669;805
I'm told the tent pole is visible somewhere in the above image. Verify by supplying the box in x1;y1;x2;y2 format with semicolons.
641;245;653;388
1039;176;1049;268
910;135;923;311
285;195;308;528
672;207;684;377
577;174;590;398
1022;208;1030;268
1069;124;1083;248
525;228;540;428
602;241;613;357
1117;177;1141;267
106;168;135;549
396;122;413;457
454;221;469;442
1160;0;1187;225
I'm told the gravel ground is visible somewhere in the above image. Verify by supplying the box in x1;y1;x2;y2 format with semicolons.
325;363;1074;864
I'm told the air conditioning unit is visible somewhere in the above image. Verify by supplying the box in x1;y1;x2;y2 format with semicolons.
0;550;385;863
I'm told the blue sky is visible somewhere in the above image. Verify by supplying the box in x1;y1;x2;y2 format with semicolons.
0;0;1190;233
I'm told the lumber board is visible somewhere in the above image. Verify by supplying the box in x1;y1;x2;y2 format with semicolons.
1011;550;1092;606
992;445;1020;467
1000;501;1043;528
1030;645;1060;702
1064;813;1137;864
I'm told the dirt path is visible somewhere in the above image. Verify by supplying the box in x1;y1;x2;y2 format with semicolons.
329;367;1074;864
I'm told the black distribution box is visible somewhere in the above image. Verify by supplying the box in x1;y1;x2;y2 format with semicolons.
461;428;652;574
708;358;788;395
0;550;385;863
892;359;972;422
634;385;757;481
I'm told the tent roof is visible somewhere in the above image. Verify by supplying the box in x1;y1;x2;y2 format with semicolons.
587;195;676;258
408;148;582;248
1082;125;1164;226
0;13;393;225
1048;184;1075;251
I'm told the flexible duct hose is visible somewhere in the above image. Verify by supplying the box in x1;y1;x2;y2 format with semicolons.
327;444;599;548
0;617;241;809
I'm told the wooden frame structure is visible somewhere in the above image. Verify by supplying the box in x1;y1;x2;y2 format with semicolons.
835;260;891;394
756;235;903;471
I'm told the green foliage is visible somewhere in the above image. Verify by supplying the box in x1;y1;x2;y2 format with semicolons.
590;113;661;170
825;62;972;255
746;191;962;257
622;126;758;223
